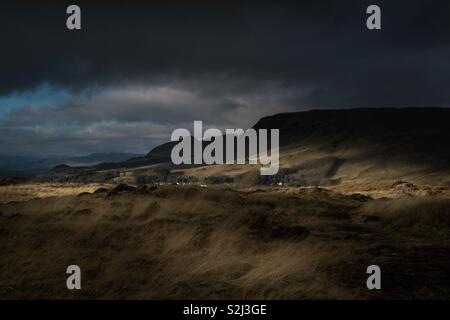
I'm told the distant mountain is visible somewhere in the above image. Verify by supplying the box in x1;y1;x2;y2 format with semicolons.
0;155;40;177
253;107;450;150
37;107;450;185
60;153;144;167
140;107;450;162
0;153;143;176
251;107;450;184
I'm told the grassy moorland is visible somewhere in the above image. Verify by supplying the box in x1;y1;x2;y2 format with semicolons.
1;109;450;298
1;183;449;299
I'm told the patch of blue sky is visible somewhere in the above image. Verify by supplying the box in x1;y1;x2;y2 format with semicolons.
0;83;70;117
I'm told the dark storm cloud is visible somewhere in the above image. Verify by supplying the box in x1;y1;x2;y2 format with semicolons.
1;0;450;105
1;0;450;156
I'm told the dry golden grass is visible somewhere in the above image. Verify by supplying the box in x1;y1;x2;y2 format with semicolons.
361;196;450;232
0;184;449;299
0;183;113;203
331;179;450;199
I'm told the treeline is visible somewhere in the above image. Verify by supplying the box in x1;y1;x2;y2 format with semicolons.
33;156;343;187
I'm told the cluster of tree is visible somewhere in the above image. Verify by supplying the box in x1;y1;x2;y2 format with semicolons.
203;175;234;185
233;161;342;187
257;169;340;187
136;168;200;185
136;168;170;185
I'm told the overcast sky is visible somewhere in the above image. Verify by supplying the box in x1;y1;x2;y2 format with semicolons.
1;0;450;157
